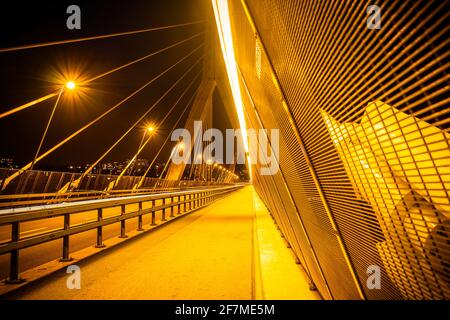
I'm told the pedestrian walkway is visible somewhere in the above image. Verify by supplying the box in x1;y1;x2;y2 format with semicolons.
6;186;319;300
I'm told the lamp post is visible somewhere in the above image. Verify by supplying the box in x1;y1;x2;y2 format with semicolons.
130;126;154;175
30;81;75;171
153;142;183;190
109;125;156;191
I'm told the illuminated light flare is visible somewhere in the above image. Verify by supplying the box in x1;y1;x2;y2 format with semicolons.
66;81;76;90
211;0;250;156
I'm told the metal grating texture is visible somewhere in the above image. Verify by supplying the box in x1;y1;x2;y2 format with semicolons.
227;0;450;299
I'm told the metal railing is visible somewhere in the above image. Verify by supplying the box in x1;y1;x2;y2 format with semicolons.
0;185;230;209
0;168;221;195
0;185;241;283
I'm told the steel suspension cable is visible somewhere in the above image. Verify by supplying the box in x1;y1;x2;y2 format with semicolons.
0;32;204;120
105;70;202;191
1;44;204;191
0;20;204;53
136;83;201;190
63;57;203;192
30;87;64;170
83;32;203;84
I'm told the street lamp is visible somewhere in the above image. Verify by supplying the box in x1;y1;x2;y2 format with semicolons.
66;81;76;90
131;125;156;175
30;81;76;170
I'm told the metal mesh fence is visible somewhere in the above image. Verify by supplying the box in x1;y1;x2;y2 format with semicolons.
228;0;449;299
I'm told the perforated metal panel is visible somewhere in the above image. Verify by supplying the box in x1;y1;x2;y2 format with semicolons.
226;0;450;299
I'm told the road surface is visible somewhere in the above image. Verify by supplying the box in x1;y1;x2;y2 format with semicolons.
0;198;170;279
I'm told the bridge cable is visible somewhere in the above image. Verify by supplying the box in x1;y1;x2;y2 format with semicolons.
30;86;64;171
0;31;204;120
0;20;205;53
139;73;203;190
135;80;202;190
65;57;203;192
108;68;203;191
1;44;204;191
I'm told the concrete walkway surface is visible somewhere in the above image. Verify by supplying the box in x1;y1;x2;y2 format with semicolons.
5;186;319;300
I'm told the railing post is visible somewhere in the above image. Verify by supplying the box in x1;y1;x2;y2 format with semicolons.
151;199;156;225
60;213;73;261
183;195;187;212
170;197;174;217
95;208;105;248
189;194;192;210
6;222;24;284
137;202;144;231
177;195;181;215
119;204;128;238
161;198;167;221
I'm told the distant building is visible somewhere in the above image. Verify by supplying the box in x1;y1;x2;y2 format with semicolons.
127;158;149;175
0;158;14;169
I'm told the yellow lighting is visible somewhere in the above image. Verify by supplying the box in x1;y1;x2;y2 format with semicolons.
147;126;155;133
322;101;450;298
212;0;249;156
66;81;76;90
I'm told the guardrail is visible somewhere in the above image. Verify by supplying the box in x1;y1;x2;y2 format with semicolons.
0;185;241;284
0;168;221;195
0;185;230;209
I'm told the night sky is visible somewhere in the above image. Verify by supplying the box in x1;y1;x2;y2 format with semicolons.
0;0;228;169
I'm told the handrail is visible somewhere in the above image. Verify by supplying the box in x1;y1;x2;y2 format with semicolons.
0;185;241;284
0;185;229;209
0;185;221;201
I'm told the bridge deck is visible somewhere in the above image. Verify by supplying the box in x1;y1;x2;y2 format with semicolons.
6;186;319;300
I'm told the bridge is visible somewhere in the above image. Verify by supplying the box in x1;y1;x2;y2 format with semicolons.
0;0;449;301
